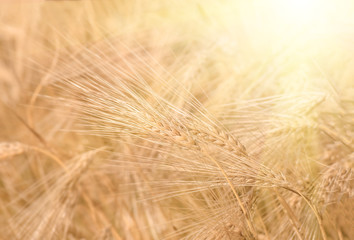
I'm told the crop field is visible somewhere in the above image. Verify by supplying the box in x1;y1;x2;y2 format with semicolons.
0;0;353;239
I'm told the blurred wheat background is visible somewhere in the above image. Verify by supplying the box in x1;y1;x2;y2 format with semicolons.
0;0;353;239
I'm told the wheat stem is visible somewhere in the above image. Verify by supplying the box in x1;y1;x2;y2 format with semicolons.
203;150;257;238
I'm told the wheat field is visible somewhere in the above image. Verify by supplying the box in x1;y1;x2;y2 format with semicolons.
0;0;353;239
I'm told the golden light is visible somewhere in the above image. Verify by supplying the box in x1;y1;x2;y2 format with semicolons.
207;0;354;59
263;0;354;32
254;0;332;32
272;0;324;23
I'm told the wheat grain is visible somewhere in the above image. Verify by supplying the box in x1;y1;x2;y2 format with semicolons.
0;142;26;160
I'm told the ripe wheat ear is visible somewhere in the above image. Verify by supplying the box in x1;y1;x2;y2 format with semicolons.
53;42;330;239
